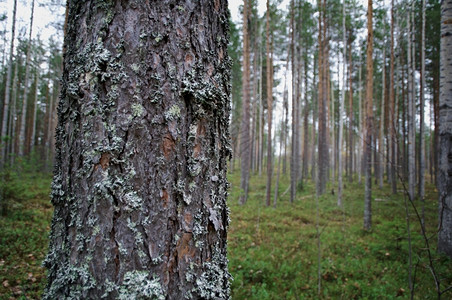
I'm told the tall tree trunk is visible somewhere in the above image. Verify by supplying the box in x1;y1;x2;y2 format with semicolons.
9;58;19;165
30;70;39;154
348;34;354;183
358;51;363;184
317;0;329;195
265;0;273;207
338;0;346;207
19;0;35;157
1;0;17;167
419;0;426;221
364;0;374;231
438;0;452;259
302;54;310;180
379;47;386;189
407;7;415;201
240;0;251;204
44;1;232;298
290;0;297;203
389;0;397;194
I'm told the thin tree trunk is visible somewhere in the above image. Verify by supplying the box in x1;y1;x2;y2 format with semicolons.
290;0;297;203
18;0;35;157
240;0;251;205
390;0;397;194
9;57;20;165
317;0;329;195
265;0;273;207
364;0;374;231
302;54;309;180
274;70;288;208
407;7;415;202
338;0;346;207
358;51;363;184
30;70;39;154
1;0;17;167
419;0;426;224
348;34;354;183
379;47;386;189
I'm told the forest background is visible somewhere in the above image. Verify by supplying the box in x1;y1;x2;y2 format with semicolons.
0;0;452;299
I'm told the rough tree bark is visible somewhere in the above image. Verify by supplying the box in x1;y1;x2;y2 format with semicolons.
240;0;251;205
438;0;452;258
407;6;415;201
44;1;232;298
364;0;374;231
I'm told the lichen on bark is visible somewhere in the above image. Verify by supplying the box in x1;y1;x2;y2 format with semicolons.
44;1;232;299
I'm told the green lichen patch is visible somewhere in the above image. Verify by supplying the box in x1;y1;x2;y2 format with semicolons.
118;271;164;300
165;104;181;121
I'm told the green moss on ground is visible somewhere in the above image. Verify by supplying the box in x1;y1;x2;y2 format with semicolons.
1;166;451;299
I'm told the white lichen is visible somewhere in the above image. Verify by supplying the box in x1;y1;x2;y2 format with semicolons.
118;271;164;300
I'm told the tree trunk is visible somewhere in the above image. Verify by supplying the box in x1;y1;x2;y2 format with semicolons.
240;0;251;205
9;57;19;165
338;0;346;207
419;0;426;220
19;0;35;157
265;0;273;207
44;1;232;298
379;47;385;189
1;0;17;167
30;70;39;154
348;34;354;184
438;0;452;259
407;8;415;201
290;0;297;203
358;51;363;184
389;0;397;194
317;0;329;195
364;0;374;231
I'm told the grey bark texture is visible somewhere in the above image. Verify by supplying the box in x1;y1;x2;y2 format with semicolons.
44;1;232;298
438;0;452;258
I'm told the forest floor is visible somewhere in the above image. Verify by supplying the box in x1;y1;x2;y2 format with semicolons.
0;167;451;299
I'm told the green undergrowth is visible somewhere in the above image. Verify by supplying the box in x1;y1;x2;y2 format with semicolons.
0;164;451;299
227;171;452;299
0;166;52;299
